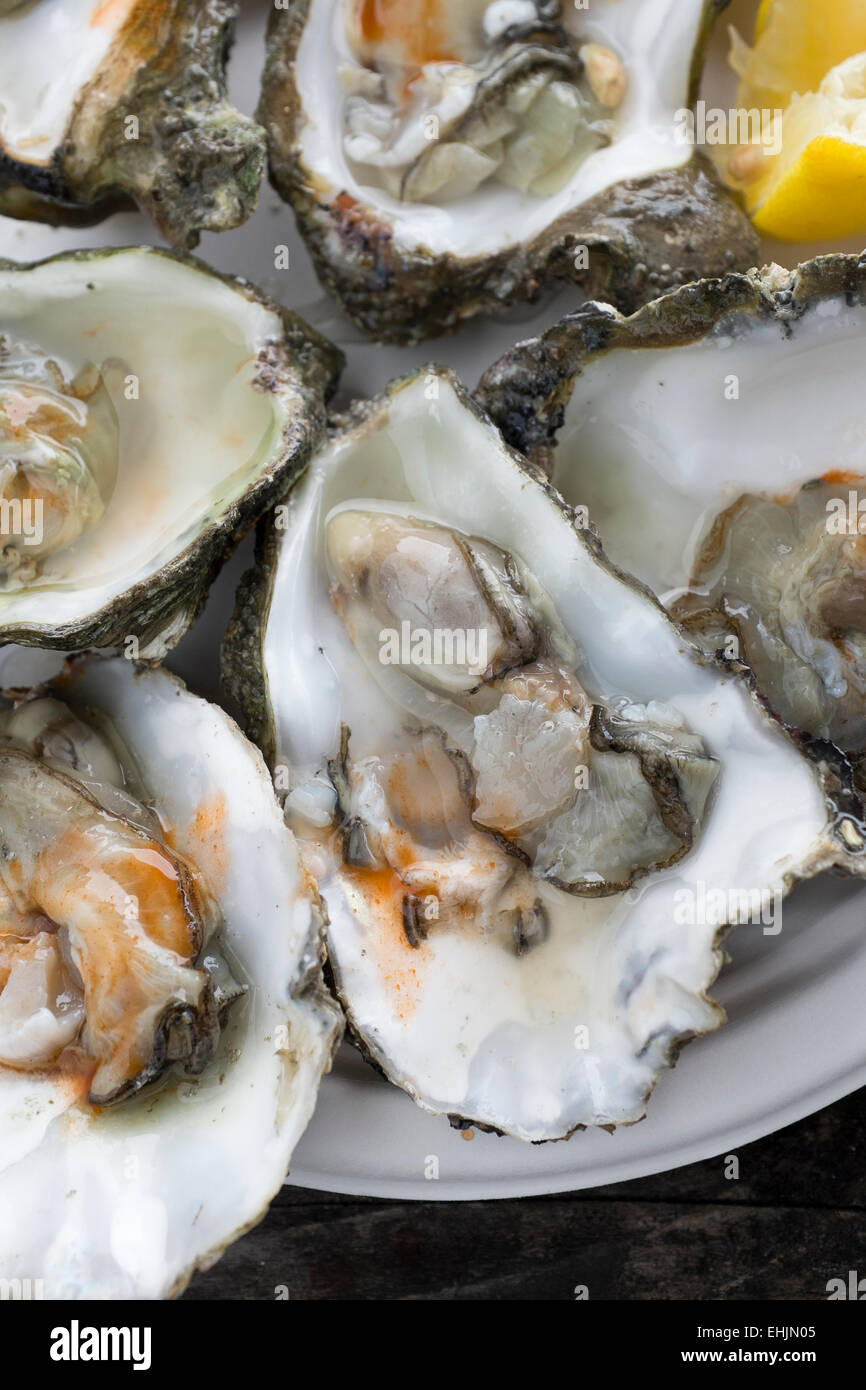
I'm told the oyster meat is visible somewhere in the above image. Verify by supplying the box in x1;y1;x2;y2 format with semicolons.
0;655;341;1299
0;341;118;588
339;0;616;205
259;0;758;342
225;368;836;1141
478;255;866;826
0;0;265;249
0;247;342;659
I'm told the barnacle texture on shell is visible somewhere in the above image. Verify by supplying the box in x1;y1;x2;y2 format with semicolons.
258;0;758;342
0;0;265;249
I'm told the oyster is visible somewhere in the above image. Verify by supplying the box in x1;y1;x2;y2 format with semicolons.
225;368;837;1141
258;0;758;343
478;254;866;830
0;0;265;249
0;655;341;1299
0;247;342;658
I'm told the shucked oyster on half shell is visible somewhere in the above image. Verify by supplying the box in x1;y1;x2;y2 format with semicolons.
478;254;866;845
0;246;342;659
0;654;341;1299
258;0;758;344
224;367;837;1142
0;0;264;250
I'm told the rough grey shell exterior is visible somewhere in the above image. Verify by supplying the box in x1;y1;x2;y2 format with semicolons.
258;0;759;343
477;255;866;466
0;1;265;250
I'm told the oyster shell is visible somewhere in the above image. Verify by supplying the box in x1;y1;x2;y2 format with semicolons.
225;367;837;1142
0;247;342;659
0;654;341;1299
0;0;265;249
258;0;758;343
478;253;866;840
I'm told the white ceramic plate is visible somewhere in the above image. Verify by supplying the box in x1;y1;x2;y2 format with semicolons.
1;0;864;1200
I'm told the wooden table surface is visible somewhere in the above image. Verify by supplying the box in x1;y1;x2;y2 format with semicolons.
182;1088;865;1301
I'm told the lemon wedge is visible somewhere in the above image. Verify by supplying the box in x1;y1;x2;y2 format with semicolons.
726;0;866;240
733;0;866;108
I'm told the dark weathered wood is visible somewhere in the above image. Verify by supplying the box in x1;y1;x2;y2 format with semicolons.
181;1089;866;1300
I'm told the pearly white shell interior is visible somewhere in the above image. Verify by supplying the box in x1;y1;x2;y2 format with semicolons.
295;0;705;259
0;0;132;165
0;657;339;1299
0;249;292;638
263;372;830;1141
552;295;866;602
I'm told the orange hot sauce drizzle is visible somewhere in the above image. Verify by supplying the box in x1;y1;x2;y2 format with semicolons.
356;0;459;101
341;861;423;1021
89;0;136;29
821;469;865;487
